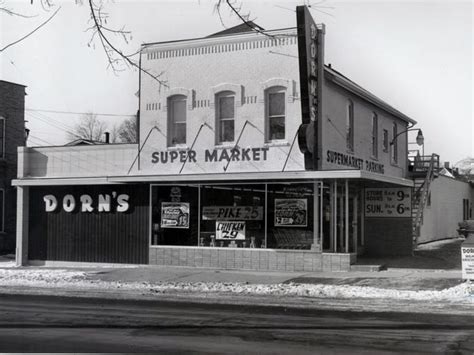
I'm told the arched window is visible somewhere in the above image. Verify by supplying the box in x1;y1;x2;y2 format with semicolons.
346;100;354;152
215;91;235;144
265;86;286;142
167;95;187;146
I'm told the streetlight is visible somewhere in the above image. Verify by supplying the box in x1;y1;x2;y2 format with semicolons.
390;128;424;146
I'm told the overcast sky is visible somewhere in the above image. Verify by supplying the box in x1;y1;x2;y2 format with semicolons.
1;0;472;165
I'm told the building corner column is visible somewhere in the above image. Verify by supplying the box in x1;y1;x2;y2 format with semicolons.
15;186;29;266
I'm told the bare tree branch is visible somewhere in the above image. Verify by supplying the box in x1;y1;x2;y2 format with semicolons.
215;0;275;39
0;6;38;18
0;6;61;53
86;0;167;87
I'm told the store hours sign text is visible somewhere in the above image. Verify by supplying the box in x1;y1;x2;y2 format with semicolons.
364;188;411;218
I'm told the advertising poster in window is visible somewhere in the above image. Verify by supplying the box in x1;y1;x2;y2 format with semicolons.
160;202;190;228
274;199;308;227
215;221;246;240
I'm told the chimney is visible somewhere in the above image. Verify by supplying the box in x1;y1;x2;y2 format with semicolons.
104;132;110;144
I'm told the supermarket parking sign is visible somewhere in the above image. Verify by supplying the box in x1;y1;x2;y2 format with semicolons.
365;188;411;218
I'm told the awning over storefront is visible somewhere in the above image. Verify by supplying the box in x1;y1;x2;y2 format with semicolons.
12;170;414;187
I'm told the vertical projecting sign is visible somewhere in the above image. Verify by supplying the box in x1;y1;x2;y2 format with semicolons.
296;5;325;170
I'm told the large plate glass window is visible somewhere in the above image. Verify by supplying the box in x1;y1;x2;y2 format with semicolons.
267;183;314;250
151;185;198;246
200;184;265;248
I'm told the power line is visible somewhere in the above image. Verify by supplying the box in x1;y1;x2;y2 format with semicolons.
25;108;136;118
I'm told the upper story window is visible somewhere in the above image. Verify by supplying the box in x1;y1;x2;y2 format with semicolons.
167;95;187;146
391;122;398;164
371;112;378;158
382;129;389;152
346;100;354;152
265;86;286;141
216;91;235;144
0;117;4;159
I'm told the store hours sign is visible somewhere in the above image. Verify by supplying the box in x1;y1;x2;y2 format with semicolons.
365;188;412;218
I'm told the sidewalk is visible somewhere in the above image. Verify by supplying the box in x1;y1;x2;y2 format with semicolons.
0;238;471;315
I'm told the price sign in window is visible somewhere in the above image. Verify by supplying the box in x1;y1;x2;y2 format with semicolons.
216;221;246;240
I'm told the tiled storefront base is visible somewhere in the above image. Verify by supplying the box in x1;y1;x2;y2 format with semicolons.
149;247;355;272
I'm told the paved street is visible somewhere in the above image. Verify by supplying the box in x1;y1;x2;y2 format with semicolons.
1;294;473;354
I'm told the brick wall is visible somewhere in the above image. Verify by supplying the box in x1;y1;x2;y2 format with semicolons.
364;218;413;256
0;81;25;252
150;247;352;272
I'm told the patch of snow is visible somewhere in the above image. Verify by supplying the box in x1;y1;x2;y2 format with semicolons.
0;268;472;303
416;238;462;250
0;261;17;268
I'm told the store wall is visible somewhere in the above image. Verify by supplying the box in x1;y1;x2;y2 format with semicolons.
321;80;409;178
28;184;149;264
19;143;138;178
419;175;474;243
364;218;413;256
0;81;25;252
139;29;306;174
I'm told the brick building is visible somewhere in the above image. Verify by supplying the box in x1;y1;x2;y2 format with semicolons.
0;80;26;252
14;8;421;270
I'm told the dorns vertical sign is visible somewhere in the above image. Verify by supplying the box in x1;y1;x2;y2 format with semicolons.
296;5;325;170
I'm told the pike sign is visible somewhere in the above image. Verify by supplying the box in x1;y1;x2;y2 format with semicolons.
364;188;411;218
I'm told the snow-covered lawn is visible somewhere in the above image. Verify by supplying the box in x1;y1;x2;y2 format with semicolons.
0;268;472;303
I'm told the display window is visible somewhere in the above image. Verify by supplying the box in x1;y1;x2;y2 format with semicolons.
200;184;265;248
267;183;314;249
151;185;199;246
150;182;316;250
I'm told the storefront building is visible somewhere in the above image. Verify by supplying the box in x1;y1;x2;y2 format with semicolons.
15;8;416;270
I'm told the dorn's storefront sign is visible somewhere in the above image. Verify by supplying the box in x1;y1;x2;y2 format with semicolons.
43;193;130;213
296;5;324;170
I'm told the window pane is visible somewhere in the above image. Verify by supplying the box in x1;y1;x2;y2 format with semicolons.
220;119;234;142
172;122;186;145
172;100;186;123
267;183;314;250
219;96;234;119
151;185;199;246
269;117;285;140
269;92;285;116
200;184;265;248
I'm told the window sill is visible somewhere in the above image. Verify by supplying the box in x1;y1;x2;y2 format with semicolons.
369;156;378;161
264;141;289;147
346;149;355;155
214;144;236;149
167;145;189;151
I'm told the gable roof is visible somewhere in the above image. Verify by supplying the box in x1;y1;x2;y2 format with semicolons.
207;21;265;38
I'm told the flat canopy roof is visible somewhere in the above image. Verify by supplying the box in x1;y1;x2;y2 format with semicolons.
12;170;414;187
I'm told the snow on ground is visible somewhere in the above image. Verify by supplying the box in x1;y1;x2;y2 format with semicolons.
416;237;463;251
0;268;472;303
